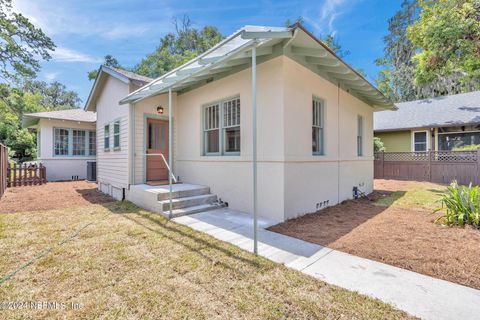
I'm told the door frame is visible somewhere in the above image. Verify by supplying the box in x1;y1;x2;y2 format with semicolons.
143;113;173;183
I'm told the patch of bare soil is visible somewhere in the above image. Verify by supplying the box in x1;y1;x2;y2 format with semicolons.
0;181;113;213
269;181;480;290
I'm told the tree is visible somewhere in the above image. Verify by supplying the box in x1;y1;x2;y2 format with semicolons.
376;0;478;102
134;16;223;78
374;137;386;152
0;0;55;81
407;0;480;87
23;80;81;109
88;54;122;80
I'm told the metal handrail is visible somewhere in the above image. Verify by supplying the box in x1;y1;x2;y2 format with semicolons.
144;153;177;183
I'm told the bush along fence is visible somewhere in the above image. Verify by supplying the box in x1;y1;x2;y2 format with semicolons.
0;144;7;198
7;163;46;187
374;150;480;185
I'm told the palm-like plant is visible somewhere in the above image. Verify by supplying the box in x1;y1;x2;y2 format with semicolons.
434;181;480;228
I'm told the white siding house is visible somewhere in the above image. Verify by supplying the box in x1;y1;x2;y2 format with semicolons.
23;109;96;181
86;25;395;223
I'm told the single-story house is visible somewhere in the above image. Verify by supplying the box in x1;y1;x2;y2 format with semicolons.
23;109;97;181
375;91;480;152
85;24;394;223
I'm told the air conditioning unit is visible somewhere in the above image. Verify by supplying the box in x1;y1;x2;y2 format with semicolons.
86;161;97;182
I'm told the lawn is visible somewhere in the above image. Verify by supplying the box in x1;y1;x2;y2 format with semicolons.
270;180;480;290
0;183;411;319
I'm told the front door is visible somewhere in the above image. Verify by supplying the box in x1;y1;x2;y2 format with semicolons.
146;118;169;181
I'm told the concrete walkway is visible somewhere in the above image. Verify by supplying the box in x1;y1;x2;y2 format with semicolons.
173;208;480;320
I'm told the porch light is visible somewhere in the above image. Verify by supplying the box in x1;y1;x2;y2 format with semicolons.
157;106;164;114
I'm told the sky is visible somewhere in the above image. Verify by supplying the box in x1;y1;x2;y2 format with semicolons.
12;0;404;105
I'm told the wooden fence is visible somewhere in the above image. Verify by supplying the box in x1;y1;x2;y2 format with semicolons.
7;163;46;187
0;144;7;198
374;150;480;185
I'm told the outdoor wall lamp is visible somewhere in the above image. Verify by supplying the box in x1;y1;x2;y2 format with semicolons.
157;106;164;114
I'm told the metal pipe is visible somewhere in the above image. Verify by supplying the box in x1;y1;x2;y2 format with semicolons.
252;45;258;255
142;153;177;183
168;87;173;219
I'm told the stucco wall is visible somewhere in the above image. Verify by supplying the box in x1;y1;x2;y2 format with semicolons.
282;57;374;220
375;131;411;152
95;76;130;199
37;118;95;181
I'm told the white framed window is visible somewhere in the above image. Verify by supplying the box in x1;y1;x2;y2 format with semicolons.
203;96;240;155
312;97;324;155
54;128;69;156
72;130;86;156
89;131;96;156
412;130;428;152
53;128;95;157
113;121;120;149
357;115;363;156
104;124;110;151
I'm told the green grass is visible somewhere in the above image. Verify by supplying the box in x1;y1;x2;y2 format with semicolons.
375;183;447;211
0;201;412;319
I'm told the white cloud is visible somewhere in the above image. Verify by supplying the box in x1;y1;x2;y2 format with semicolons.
44;72;59;81
52;47;101;63
304;0;356;36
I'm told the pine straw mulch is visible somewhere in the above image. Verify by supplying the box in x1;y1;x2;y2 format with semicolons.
0;181;113;213
269;180;480;290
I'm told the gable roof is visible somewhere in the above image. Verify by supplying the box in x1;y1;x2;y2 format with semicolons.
120;24;394;110
374;91;480;132
84;65;153;111
23;109;96;128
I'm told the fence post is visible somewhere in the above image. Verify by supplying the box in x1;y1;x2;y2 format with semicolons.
381;151;385;179
477;150;480;185
428;150;432;182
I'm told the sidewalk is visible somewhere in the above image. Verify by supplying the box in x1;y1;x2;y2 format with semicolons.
174;208;480;320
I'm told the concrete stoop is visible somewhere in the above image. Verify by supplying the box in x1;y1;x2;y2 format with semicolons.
127;183;223;218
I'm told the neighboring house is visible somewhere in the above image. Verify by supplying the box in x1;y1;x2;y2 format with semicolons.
86;24;394;223
375;91;480;152
23;109;97;181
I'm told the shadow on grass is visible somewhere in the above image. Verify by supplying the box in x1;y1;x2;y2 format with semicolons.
101;201;265;272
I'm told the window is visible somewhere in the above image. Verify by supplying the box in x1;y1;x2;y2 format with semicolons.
54;128;69;156
104;124;110;150
113;121;120;149
89;131;96;156
223;98;240;153
53;128;95;157
312;98;324;155
72;130;86;156
413;131;428;152
203;97;241;155
357;115;363;156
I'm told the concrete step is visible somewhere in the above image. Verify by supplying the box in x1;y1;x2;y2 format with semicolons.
156;186;210;201
159;194;217;210
163;203;224;218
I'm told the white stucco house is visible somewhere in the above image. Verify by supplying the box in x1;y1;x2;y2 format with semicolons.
23;109;97;181
85;24;395;223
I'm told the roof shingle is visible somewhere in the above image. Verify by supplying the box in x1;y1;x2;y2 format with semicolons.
374;91;480;131
24;109;96;123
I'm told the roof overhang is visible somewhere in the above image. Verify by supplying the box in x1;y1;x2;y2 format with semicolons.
120;24;395;110
22;115;96;128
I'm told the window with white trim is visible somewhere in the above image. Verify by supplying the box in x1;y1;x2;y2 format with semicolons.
104;124;110;150
312;98;324;155
203;97;240;155
357;115;363;156
413;131;428;152
113;121;120;149
54;128;69;156
53;128;95;157
72;130;86;156
89;131;96;156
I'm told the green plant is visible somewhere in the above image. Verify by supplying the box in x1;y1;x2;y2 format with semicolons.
452;144;480;151
374;137;386;152
434;181;480;228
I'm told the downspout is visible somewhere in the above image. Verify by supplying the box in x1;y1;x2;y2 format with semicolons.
252;44;258;255
168;88;173;219
337;84;341;204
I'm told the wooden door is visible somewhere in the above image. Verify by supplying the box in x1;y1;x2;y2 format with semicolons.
146;118;169;181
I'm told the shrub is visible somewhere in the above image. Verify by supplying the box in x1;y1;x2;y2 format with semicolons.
434;181;480;228
374;137;385;153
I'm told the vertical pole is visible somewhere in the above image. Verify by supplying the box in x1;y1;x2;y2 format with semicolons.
252;45;258;255
168;87;173;219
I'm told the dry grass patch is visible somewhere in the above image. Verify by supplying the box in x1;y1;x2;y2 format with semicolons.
0;201;411;319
